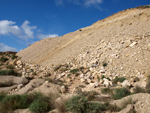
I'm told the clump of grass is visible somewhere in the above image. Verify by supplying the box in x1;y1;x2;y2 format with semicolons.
112;87;131;100
28;92;52;112
0;94;30;112
0;94;6;102
0;70;21;77
0;57;9;62
70;68;79;74
101;75;105;79
11;54;17;60
133;86;145;93
66;95;107;113
0;70;15;75
101;87;113;94
105;102;120;112
66;95;87;113
78;91;99;101
29;99;49;113
112;76;126;84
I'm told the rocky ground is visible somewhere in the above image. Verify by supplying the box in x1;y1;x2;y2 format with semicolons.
0;5;150;113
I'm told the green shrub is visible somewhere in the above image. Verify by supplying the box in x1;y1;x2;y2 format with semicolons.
85;102;107;113
66;95;107;113
0;92;52;113
112;77;126;84
0;70;15;75
0;94;30;112
29;100;49;113
77;91;99;101
101;75;105;79
0;94;6;102
11;54;17;60
112;87;130;100
101;88;113;94
66;95;88;113
0;57;9;62
133;86;145;93
84;91;98;101
0;70;21;76
70;68;79;74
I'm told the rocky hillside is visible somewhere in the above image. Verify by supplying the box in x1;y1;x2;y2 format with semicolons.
0;5;148;113
17;6;150;78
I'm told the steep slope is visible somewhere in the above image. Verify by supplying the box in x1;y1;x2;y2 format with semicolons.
17;6;150;76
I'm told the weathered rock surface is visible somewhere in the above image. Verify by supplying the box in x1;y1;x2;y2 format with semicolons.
14;79;44;94
112;93;150;113
0;76;28;85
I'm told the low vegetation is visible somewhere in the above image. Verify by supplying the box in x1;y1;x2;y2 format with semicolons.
0;57;9;63
112;76;126;84
0;92;52;113
0;70;21;77
112;87;131;100
101;87;113;94
70;68;79;74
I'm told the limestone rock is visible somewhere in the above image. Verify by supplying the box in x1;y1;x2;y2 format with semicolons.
103;78;112;87
122;80;131;87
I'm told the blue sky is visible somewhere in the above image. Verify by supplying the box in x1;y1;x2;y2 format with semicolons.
0;0;150;52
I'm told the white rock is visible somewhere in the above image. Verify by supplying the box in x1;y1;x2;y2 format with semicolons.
81;78;85;83
16;60;22;65
80;74;84;78
122;80;131;87
90;83;95;88
87;78;92;83
100;69;105;73
103;78;112;88
95;82;99;87
129;41;137;47
61;86;66;94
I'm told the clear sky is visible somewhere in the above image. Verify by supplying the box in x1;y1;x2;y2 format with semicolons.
0;0;150;52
